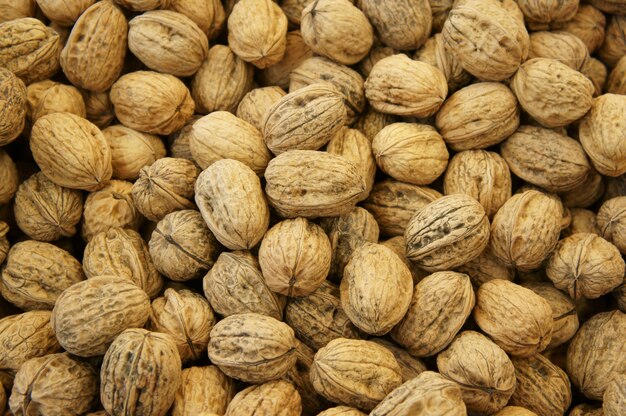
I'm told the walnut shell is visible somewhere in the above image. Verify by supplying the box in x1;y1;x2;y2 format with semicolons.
553;5;606;53
207;313;297;383
37;0;95;26
380;236;430;285
568;404;604;416
168;0;224;37
114;0;170;12
171;366;235;416
414;33;472;92
598;15;626;68
0;68;26;146
168;115;199;161
81;89;114;129
0;150;17;205
236;86;286;131
0;222;8;265
26;80;86;123
283;340;329;416
359;0;431;50
559;169;605;209
0;0;36;22
517;0;578;25
225;380;301;416
317;407;366;416
100;328;182;416
581;57;608;97
259;30;313;90
103;125;166;181
597;196;626;254
369;338;427;383
353;107;396;143
604;375;626;416
456;243;515;286
566;208;600;236
357;45;397;79
495;407;539;416
392;271;475;357
528;31;589;71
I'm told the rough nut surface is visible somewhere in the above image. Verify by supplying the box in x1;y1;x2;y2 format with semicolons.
598;196;626;254
236;86;286;131
0;68;26;146
225;380;302;416
103;125;166;181
603;375;626;416
171;366;235;416
528;31;589;71
26;80;86;122
0;150;17;205
259;30;313;89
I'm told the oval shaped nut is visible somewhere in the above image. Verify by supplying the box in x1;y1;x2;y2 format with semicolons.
103;125;166;181
598;196;626;254
414;33;472;93
474;279;553;357
528;31;589;71
236;86;286;131
598;15;626;69
340;243;413;336
405;194;490;271
259;30;313;90
392;271;475;357
259;218;332;297
579;94;626;177
171;366;235;416
264;150;365;218
607;56;626;95
0;150;17;205
559;169;605;209
30;112;112;192
517;0;578;25
37;0;95;26
318;407;366;416
581;57;608;97
435;82;520;151
554;5;606;54
457;242;515;286
51;276;151;357
494;407;539;416
370;338;427;383
208;313;297;383
82;89;114;129
195;159;269;250
168;115;200;161
101;329;182;416
129;10;208;77
354;106;397;142
604;375;626;416
0;68;26;146
359;0;431;50
225;380;301;416
113;0;169;12
370;371;466;416
0;0;37;22
168;0;224;38
26;80;86;123
262;83;347;155
310;338;402;411
190;111;271;175
284;340;329;415
442;0;529;81
566;208;601;236
365;54;448;117
358;45;397;83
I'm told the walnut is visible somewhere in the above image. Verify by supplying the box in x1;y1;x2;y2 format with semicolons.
26;80;86;123
565;208;601;236
455;242;515;286
225;380;301;416
528;31;589;71
517;0;578;26
597;196;626;254
569;404;604;416
494;407;538;416
553;5;606;53
581;57;608;97
0;151;17;206
0;0;36;22
380;236;430;285
430;0;454;32
354;106;397;142
169;115;200;162
0;222;7;265
604;375;626;416
114;0;170;11
559;169;605;209
279;0;311;25
607;56;626;96
0;68;26;146
283;340;329;415
598;16;626;68
370;338;427;383
167;0;225;37
81;89;114;129
604;175;626;202
259;30;313;90
103;125;166;181
359;0;431;50
414;33;472;92
357;45;396;79
171;366;235;416
236;87;286;131
317;407;366;416
35;0;93;26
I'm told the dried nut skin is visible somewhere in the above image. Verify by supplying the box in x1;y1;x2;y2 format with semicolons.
169;115;200;161
192;44;254;114
100;329;182;416
110;71;195;135
340;243;413;336
30;112;113;192
597;197;626;254
510;354;572;416
405;194;490;271
195;159;269;250
365;54;448;117
579;94;626;177
511;58;594;128
435;82;520;151
0;68;26;146
566;310;626;400
203;251;285;320
354;107;397;142
300;0;373;65
437;331;515;414
129;10;208;77
190;111;271;175
607;56;626;94
171;366;235;416
0;18;60;84
317;407;366;416
442;0;529;81
528;31;589;71
414;33;472;92
103;125;166;181
603;375;626;416
26;80;86;123
227;0;288;69
259;218;331;297
264;150;365;218
372;123;448;186
83;228;164;298
60;1;126;91
225;380;302;416
456;243;515;285
566;208;601;236
51;275;151;357
392;271;475;357
553;5;606;53
262;83;347;155
490;190;563;271
360;0;432;50
260;30;313;90
236;86;286;131
207;313;297;383
581;57;608;97
474;279;554;357
14;172;83;241
370;371;466;416
9;353;98;416
310;338;402;411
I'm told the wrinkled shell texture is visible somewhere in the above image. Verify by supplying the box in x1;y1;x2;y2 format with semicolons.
260;30;313;89
517;0;578;24
26;79;86;122
370;338;427;383
0;150;18;205
598;197;626;254
360;0;432;50
103;125;166;181
236;86;286;130
0;68;27;146
604;375;626;416
171;366;235;416
456;243;515;286
527;31;589;71
414;33;472;92
225;380;302;416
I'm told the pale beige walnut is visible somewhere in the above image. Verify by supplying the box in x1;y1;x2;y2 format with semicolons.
585;58;609;98
0;0;36;22
317;407;366;416
474;279;553;357
1;240;85;311
370;338;427;383
8;353;97;416
51;275;150;357
381;236;430;285
264;150;365;218
359;0;431;50
310;338;402;411
365;54;447;117
510;354;572;416
372;122;448;186
283;340;329;415
110;71;195;135
588;0;626;13
103;125;166;181
203;250;285;320
190;111;271;174
566;208;600;236
607;56;626;95
195;159;269;250
579;94;626;177
0;68;27;146
36;0;95;26
30;112;112;192
81;89;114;129
495;407;539;416
490;190;563;271
150;210;220;282
528;31;589;71
192;45;253;114
599;16;626;68
148;288;215;363
516;0;578;25
171;366;235;416
208;313;297;383
560;169;604;209
569;405;604;416
259;30;314;90
168;0;225;38
280;0;311;25
354;106;397;142
262;83;347;155
392;271;475;357
0;151;18;205
101;328;182;416
405;194;490;271
363;179;442;237
0;222;8;265
132;157;198;222
26;80;86;123
437;331;515;415
442;0;529;81
455;242;515;286
414;33;472;92
114;0;170;11
169;115;200;161
430;0;454;32
225;380;301;416
236;87;286;131
370;371;466;416
60;1;126;92
0;18;60;85
553;5;606;53
604;375;626;416
357;46;396;79
598;197;626;254
83;227;163;298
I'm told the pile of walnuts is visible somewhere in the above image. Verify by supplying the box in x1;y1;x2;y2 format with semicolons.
0;0;625;415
